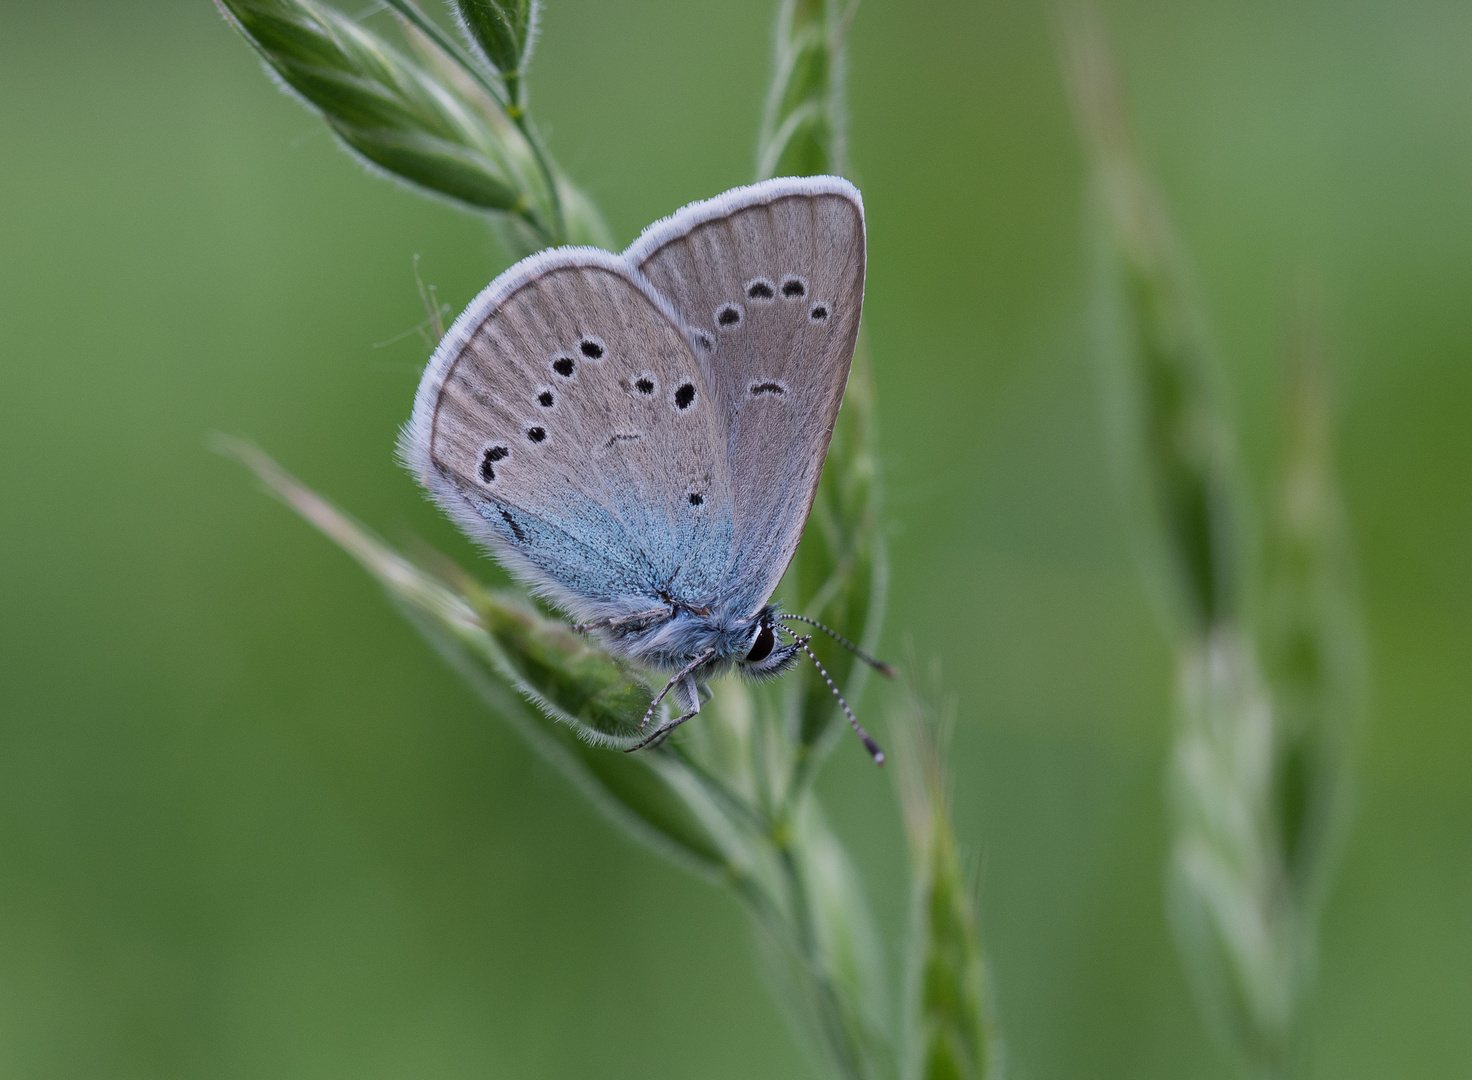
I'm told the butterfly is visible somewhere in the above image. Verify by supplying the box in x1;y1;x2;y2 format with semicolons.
402;176;890;759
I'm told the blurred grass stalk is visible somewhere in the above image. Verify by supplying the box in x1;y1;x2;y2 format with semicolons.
758;0;851;179
757;7;1001;1076
893;676;1002;1080
218;1;1001;1078
1064;11;1361;1077
758;0;886;791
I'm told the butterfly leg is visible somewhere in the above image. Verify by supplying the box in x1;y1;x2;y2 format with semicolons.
624;665;709;747
572;606;671;635
636;647;716;731
628;676;703;752
625;705;700;753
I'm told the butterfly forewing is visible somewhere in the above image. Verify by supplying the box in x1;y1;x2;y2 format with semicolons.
405;250;734;620
627;178;865;619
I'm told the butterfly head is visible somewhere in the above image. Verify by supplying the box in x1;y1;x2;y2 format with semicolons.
735;606;804;681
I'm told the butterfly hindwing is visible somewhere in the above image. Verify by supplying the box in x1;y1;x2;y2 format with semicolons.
402;249;734;622
626;177;866;619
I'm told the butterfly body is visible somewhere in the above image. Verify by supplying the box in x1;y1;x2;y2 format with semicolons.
580;607;796;705
403;176;869;747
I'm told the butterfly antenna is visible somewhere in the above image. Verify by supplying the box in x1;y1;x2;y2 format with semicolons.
781;614;897;678
781;628;885;765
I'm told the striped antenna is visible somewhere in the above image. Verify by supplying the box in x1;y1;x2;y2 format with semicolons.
781;627;885;765
781;613;897;677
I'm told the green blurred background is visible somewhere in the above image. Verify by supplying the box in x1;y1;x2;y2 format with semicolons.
2;0;1470;1076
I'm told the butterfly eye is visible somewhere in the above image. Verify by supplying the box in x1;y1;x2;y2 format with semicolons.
745;623;775;664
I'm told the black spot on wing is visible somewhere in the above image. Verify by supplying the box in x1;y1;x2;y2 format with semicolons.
480;445;509;482
499;508;526;543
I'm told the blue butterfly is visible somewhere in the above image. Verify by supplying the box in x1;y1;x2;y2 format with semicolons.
403;177;889;758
